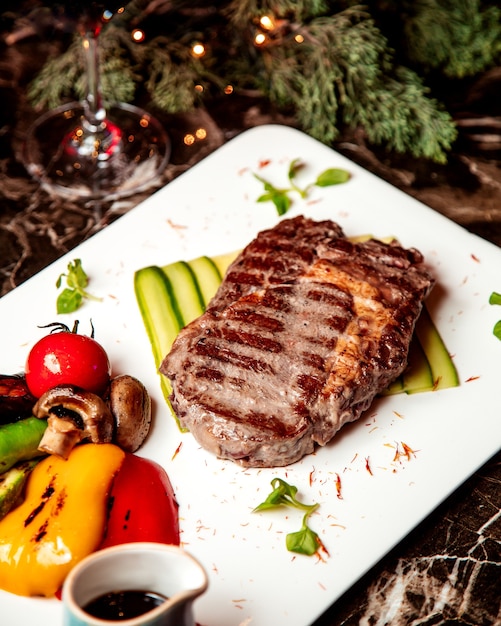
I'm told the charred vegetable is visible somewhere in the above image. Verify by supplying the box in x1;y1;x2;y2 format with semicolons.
0;374;37;424
31;376;153;458
0;459;40;521
0;417;47;474
33;385;114;459
100;453;179;548
0;444;181;597
0;443;125;597
109;374;152;453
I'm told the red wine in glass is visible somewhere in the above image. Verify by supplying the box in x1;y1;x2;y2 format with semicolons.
23;1;171;201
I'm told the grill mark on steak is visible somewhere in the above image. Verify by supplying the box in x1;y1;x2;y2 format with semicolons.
161;216;435;467
222;307;285;332
217;325;283;353
194;334;274;374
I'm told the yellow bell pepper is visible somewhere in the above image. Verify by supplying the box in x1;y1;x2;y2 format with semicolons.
0;443;125;597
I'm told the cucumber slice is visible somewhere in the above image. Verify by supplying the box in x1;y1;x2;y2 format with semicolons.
161;261;205;326
402;334;434;394
211;250;240;277
187;256;223;306
134;266;183;367
384;308;458;396
414;307;459;390
0;459;40;521
134;266;184;425
383;376;404;396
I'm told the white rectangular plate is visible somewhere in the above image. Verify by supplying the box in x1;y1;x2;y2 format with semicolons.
1;125;500;626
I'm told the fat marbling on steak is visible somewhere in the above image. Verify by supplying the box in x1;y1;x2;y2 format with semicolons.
161;216;434;467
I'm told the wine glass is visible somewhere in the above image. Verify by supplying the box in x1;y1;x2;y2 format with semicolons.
23;1;171;201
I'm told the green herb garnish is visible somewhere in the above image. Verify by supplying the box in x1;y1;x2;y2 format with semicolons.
489;291;501;340
253;477;324;557
254;158;350;216
56;259;102;314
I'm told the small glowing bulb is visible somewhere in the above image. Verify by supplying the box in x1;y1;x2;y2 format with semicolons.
224;84;234;95
194;84;204;93
294;34;304;43
195;128;207;140
132;29;145;42
184;134;195;146
254;33;267;46
191;43;206;58
259;15;274;30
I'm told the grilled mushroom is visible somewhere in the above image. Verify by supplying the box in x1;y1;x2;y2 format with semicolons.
33;385;114;459
109;374;152;453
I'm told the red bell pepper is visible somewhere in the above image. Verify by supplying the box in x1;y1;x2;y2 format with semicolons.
100;452;180;548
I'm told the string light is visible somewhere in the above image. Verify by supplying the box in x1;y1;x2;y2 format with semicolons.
224;84;234;95
103;6;124;21
131;29;145;42
183;128;207;146
191;42;206;58
259;15;275;30
254;13;305;48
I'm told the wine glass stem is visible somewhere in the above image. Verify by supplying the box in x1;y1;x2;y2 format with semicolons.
82;31;106;131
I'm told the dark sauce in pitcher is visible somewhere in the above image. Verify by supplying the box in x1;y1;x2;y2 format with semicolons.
83;589;167;621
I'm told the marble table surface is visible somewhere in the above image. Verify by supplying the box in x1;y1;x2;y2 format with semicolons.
1;24;500;626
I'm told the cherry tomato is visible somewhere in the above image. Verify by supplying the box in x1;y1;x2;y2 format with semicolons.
25;325;111;398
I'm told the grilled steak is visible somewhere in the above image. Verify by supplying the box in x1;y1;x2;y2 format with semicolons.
161;216;434;467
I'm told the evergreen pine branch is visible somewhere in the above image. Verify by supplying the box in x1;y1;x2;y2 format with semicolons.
349;66;458;162
27;37;83;109
378;0;501;78
142;39;201;112
226;0;329;25
28;28;139;108
254;6;457;161
98;27;139;103
25;0;464;162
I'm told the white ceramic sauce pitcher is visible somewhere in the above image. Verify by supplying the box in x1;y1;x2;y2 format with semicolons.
62;542;208;626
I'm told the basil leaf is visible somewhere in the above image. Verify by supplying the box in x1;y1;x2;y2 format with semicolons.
56;289;83;314
489;291;501;306
253;478;299;511
253;159;350;216
286;525;320;556
55;258;101;314
256;192;275;203
493;320;501;340
253;478;322;556
288;158;305;181
315;168;351;187
271;193;291;216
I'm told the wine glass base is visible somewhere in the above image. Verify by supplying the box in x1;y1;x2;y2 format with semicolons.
23;102;171;201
